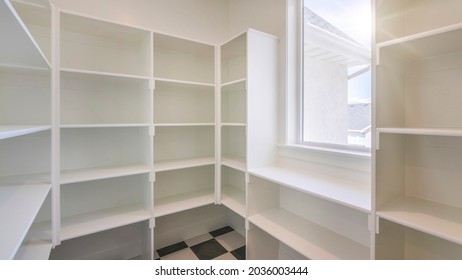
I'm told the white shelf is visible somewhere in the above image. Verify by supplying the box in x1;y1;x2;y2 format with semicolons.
221;78;246;88
60;165;151;185
60;203;151;241
14;222;51;260
61;124;150;129
14;239;51;260
154;157;215;172
0;125;50;140
249;208;370;260
0;0;50;69
0;183;50;259
61;67;151;81
0;172;50;186
154;123;215;127
154;77;214;88
153;33;215;85
377;23;462;62
221;155;246;171
377;127;462;137
221;185;246;217
249;165;370;213
154;188;215;218
377;196;462;246
61;67;151;80
221;123;246;127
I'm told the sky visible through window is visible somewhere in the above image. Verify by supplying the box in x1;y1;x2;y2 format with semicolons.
304;0;371;102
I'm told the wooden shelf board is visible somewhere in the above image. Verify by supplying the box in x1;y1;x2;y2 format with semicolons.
60;203;151;241
0;0;50;69
221;155;246;171
0;183;50;259
154;157;215;172
221;185;246;218
249;165;371;213
249;208;370;260
377;196;462;246
377;23;462;61
377;127;462;137
60;165;151;185
154;188;215;218
0;125;50;140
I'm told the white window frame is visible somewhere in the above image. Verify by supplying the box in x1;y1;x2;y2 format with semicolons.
285;0;371;157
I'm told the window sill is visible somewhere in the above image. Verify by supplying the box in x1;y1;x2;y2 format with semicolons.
280;143;371;159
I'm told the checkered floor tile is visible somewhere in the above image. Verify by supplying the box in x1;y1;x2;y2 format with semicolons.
156;226;246;260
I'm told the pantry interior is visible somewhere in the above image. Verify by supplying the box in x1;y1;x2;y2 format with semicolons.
2;0;462;260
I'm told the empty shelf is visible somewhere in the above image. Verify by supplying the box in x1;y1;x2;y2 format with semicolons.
60;165;151;184
249;208;370;260
0;183;50;259
155;157;215;172
154;189;215;218
0;125;50;140
377;196;462;246
221;185;246;217
60;203;151;241
249;165;370;213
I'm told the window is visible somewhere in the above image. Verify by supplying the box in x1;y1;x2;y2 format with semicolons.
301;0;371;150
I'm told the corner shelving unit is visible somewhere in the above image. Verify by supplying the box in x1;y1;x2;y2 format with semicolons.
374;0;462;259
152;33;216;222
229;28;370;260
0;0;52;259
57;10;153;259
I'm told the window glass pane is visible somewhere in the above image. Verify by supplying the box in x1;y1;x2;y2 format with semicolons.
302;0;371;148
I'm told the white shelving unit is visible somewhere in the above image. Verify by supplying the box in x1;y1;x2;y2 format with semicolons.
247;175;370;260
249;165;370;213
0;125;50;140
221;166;246;217
152;33;216;224
60;11;151;78
374;0;462;259
219;29;281;259
153;166;215;218
0;0;52;260
56;10;154;259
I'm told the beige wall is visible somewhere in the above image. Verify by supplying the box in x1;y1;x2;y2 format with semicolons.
50;0;229;44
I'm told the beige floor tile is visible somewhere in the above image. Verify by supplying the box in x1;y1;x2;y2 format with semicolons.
185;233;213;247
215;231;245;251
213;252;237;260
161;248;199;260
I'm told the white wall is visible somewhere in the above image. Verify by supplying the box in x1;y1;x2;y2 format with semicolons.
50;0;228;44
226;0;286;39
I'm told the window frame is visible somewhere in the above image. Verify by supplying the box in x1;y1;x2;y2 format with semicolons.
287;0;372;155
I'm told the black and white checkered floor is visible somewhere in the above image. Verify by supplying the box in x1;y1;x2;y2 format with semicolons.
155;226;246;260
